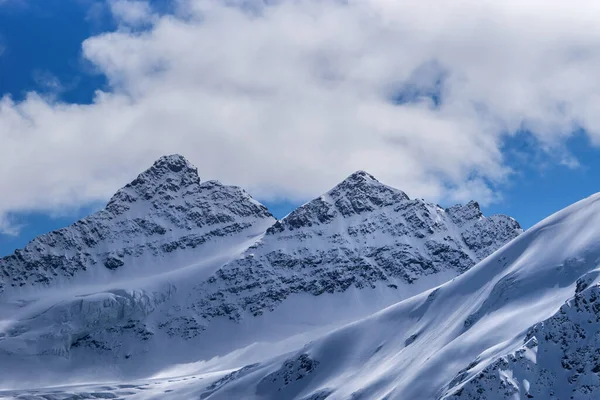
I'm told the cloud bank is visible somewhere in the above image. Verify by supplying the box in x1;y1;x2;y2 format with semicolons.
1;0;600;232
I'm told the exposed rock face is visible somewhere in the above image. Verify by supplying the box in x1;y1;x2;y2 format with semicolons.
0;157;521;385
10;175;600;400
446;281;600;400
0;155;275;294
188;171;521;323
258;354;320;392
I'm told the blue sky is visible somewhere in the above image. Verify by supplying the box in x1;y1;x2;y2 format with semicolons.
0;0;109;104
1;0;600;256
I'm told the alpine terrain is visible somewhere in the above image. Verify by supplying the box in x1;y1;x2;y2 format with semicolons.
0;155;529;399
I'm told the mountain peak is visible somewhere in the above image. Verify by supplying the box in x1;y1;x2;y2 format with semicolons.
150;154;195;174
328;170;380;193
445;200;484;226
0;153;276;294
106;154;201;213
328;170;409;205
140;154;199;182
268;171;412;234
129;154;199;187
343;170;379;183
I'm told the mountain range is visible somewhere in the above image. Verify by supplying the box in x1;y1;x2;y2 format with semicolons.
5;154;593;399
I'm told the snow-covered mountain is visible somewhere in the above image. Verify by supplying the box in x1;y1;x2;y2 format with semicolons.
0;154;275;294
0;155;522;396
94;188;600;400
189;170;521;326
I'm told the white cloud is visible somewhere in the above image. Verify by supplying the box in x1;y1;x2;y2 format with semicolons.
32;70;64;94
109;0;154;26
2;0;600;228
0;214;21;236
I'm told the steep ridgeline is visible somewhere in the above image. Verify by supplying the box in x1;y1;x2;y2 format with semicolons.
188;171;521;322
0;158;522;389
446;279;600;400
116;193;600;400
0;155;275;295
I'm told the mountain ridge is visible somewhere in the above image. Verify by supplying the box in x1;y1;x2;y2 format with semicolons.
170;193;600;400
0;155;520;294
0;154;275;295
0;154;523;396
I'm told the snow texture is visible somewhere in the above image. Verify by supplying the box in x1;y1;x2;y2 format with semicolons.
164;191;600;400
0;155;526;399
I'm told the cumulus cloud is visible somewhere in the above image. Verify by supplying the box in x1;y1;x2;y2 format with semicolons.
1;0;600;231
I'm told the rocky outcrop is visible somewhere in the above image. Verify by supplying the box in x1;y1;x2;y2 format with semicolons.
0;155;275;294
446;281;600;400
0;157;521;374
185;171;521;324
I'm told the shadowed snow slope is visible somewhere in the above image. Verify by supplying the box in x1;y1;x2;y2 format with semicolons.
181;192;600;400
0;156;521;396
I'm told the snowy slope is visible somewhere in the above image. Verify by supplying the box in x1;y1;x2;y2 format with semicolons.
124;191;600;400
0;154;275;294
0;156;521;394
